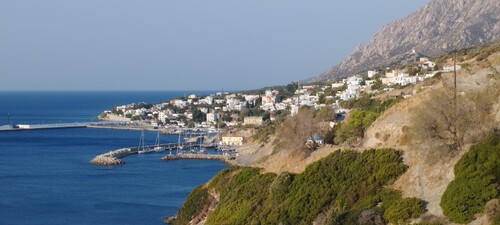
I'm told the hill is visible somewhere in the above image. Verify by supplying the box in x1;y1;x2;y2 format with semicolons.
309;0;500;82
169;42;500;224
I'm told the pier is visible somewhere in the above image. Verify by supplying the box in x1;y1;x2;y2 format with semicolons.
161;154;234;165
0;121;120;131
90;142;228;166
90;148;132;165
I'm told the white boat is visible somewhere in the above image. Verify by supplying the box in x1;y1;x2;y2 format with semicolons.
153;130;165;152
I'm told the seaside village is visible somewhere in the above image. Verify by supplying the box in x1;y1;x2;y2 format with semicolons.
100;56;460;150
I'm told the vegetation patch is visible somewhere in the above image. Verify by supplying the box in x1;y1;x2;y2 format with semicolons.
441;133;500;224
171;185;210;225
176;149;426;225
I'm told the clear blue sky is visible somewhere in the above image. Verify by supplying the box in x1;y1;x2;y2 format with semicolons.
0;0;429;91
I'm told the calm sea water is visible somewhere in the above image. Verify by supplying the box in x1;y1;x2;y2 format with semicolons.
0;91;227;225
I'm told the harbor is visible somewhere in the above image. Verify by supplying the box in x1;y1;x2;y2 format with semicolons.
0;119;238;166
90;142;236;166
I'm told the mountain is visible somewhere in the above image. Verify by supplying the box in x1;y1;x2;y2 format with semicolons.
310;0;500;82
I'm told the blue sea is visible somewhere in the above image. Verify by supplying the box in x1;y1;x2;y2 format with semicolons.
0;91;227;225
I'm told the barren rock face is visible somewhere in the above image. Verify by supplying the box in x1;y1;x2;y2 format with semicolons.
311;0;500;82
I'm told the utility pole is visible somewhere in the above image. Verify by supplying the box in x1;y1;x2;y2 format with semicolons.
453;53;458;150
454;54;457;107
297;80;300;106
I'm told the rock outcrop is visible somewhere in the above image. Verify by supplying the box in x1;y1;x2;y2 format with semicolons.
310;0;500;82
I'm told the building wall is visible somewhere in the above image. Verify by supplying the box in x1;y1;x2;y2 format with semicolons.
221;137;243;146
243;116;263;126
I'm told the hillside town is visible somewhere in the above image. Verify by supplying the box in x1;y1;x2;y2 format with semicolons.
99;55;460;136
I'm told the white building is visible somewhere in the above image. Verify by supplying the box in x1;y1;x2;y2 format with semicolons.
261;89;278;105
171;99;187;108
385;70;397;78
443;64;462;72
422;61;436;69
243;116;263;126
275;103;287;111
367;70;379;78
393;74;418;86
200;96;213;105
291;105;299;116
338;75;363;101
200;107;209;113
243;94;260;102
331;82;344;89
226;98;243;111
214;99;226;105
221;136;243;145
206;113;220;123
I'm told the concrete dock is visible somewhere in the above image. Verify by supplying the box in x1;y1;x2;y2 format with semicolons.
90;142;225;166
161;153;234;165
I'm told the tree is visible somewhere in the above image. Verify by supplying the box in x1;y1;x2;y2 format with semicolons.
192;110;206;123
222;113;232;122
371;78;383;90
262;112;271;121
411;87;498;153
315;106;335;122
277;108;321;151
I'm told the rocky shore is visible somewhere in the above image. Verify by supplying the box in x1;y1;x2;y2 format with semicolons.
90;148;134;165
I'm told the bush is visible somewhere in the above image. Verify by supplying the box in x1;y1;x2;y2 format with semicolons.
383;197;426;224
441;133;500;223
176;149;427;225
334;109;379;144
172;185;210;225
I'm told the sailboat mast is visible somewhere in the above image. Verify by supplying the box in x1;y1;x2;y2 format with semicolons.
155;130;160;147
138;130;144;151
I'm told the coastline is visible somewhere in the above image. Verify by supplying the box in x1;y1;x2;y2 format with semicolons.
0;90;227;225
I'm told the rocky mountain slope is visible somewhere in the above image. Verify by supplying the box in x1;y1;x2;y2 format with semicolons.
310;0;500;82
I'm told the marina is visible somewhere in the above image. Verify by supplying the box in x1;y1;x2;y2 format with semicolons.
90;140;233;166
0;90;227;225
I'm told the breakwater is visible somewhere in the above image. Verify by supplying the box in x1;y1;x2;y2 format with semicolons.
0;122;119;131
90;148;134;165
161;154;235;165
91;142;226;166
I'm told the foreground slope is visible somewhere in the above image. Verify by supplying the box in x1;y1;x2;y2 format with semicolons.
171;45;500;224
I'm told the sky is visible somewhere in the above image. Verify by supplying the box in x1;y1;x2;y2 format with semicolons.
0;0;429;91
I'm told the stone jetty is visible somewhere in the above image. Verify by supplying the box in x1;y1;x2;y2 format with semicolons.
161;154;234;165
90;148;134;166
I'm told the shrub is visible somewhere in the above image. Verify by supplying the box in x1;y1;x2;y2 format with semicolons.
172;185;210;225
334;109;380;144
441;133;500;223
179;149;426;225
383;197;426;224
